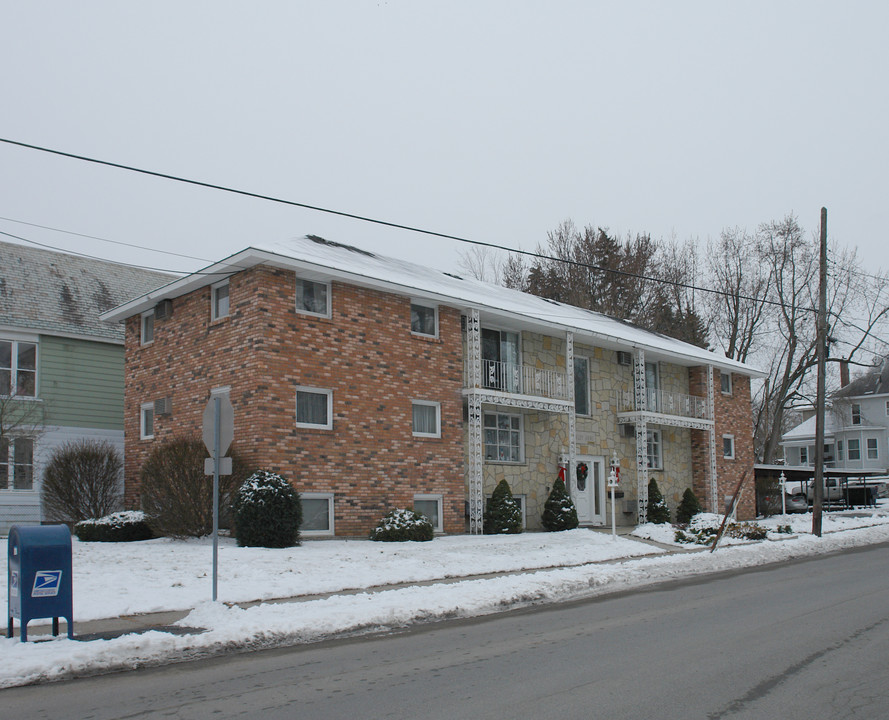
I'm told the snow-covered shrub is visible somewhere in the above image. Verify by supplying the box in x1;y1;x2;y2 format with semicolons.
233;470;302;548
541;478;579;532
676;488;704;525
674;515;768;544
139;436;249;538
370;508;434;542
484;479;523;534
74;511;154;542
646;478;670;524
41;439;123;523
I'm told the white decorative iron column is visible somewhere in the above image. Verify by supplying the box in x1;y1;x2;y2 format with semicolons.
707;364;718;514
634;349;649;521
566;331;576;495
466;309;484;534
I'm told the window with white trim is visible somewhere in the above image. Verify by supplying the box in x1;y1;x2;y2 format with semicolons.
837;440;844;462
410;302;438;337
140;402;155;440
0;339;37;397
867;437;878;460
574;356;590;416
301;493;335;535
483;412;523;462
847;438;861;461
799;446;809;464
646;429;662;470
413;494;443;531
723;434;735;459
720;372;732;395
295;277;330;317
141;311;155;345
296;387;333;429
0;437;34;490
211;280;230;320
851;403;861;425
412;401;441;438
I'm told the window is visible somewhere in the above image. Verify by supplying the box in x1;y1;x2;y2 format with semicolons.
483;412;523;462
837;440;844;462
481;328;521;392
413;494;443;531
720;372;732;395
0;437;34;490
886;400;889;416
0;339;37;397
410;303;438;337
211;281;230;320
867;437;879;460
296;387;333;429
412;401;441;438
295;277;330;317
574;356;590;416
301;493;335;535
141;311;155;345
646;429;662;470
645;362;660;412
140;402;155;440
847;438;861;461
723;435;735;459
799;446;808;465
851;404;861;425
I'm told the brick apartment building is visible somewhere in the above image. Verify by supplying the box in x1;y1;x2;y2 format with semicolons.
102;236;763;536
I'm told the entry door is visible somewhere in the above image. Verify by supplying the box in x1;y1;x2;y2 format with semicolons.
572;456;606;526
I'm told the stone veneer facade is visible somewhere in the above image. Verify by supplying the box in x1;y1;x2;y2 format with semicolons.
123;266;465;536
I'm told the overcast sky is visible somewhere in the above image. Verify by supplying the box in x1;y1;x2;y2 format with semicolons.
2;1;887;279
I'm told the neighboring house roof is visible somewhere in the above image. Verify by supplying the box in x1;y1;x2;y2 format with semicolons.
781;415;836;442
833;362;889;399
101;234;764;376
0;240;176;343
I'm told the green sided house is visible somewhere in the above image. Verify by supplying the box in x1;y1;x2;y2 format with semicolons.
0;240;172;534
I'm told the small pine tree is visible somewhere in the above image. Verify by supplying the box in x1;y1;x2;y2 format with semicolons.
484;479;523;534
646;477;670;524
541;477;579;531
676;488;704;524
233;470;302;547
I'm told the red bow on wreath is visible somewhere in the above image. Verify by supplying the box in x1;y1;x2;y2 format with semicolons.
576;462;589;482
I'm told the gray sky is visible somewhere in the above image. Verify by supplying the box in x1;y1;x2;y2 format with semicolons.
2;1;887;278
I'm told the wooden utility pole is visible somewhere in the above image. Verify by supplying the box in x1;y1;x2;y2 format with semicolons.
813;207;828;537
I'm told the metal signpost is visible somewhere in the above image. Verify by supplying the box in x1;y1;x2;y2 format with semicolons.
608;453;620;540
203;394;234;601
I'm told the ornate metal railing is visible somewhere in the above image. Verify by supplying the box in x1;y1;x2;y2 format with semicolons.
615;388;710;420
464;359;571;401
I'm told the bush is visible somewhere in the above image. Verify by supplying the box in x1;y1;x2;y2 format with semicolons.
541;478;579;532
370;508;434;542
484;479;523;534
41;439;123;523
74;511;154;542
646;478;670;524
233;470;302;548
139;436;249;538
676;488;704;524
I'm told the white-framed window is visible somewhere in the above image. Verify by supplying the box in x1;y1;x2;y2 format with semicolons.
301;492;335;536
295;277;330;317
574;356;590;416
885;400;889;416
413;493;443;532
799;446;809;465
411;400;441;438
211;280;230;320
645;362;661;412
837;440;844;462
723;434;735;459
296;387;333;429
141;311;155;346
483;412;523;463
0;436;34;490
851;403;862;425
0;339;37;397
140;402;155;440
720;372;732;395
867;437;879;460
646;429;662;470
847;438;861;461
410;302;438;337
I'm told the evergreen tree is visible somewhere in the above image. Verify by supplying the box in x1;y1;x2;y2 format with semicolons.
646;477;671;524
676;488;704;524
541;477;579;531
484;479;523;534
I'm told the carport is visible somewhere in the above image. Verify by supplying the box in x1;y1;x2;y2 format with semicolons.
754;464;887;514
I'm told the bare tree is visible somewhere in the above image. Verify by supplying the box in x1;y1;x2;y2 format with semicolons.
0;393;45;490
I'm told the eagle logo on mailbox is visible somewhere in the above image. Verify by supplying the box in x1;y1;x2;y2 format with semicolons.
31;570;63;598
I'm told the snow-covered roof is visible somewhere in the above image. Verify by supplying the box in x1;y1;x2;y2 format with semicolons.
101;235;764;376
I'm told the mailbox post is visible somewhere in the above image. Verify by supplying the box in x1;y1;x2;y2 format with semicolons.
7;525;74;642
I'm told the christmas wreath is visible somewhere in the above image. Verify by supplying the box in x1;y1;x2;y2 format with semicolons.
576;462;589;483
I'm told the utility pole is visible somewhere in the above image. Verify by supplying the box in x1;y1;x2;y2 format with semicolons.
813;207;828;537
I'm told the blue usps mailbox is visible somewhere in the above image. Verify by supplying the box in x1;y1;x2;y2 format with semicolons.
7;525;74;642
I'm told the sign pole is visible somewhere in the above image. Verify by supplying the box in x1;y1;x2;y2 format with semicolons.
212;395;220;602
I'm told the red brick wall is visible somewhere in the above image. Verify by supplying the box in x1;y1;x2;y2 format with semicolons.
124;266;465;535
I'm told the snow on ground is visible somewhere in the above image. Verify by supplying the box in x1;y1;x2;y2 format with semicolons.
2;507;889;688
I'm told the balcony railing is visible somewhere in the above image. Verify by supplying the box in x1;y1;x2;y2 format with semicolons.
465;359;571;401
615;388;710;421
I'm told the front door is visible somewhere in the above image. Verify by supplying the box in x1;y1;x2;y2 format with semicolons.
572;455;606;526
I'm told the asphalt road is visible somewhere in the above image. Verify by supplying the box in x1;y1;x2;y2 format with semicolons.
5;542;889;719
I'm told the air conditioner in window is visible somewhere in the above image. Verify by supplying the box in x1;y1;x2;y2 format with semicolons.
619;423;636;439
616;351;633;366
154;397;172;416
155;299;173;320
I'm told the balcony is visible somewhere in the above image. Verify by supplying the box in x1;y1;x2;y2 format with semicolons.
464;359;571;402
615;388;711;423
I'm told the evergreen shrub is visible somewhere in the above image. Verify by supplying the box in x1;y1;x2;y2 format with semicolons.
370;508;434;542
233;470;302;548
74;511;154;542
646;478;670;524
484;479;523;534
676;488;704;524
541;478;579;531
